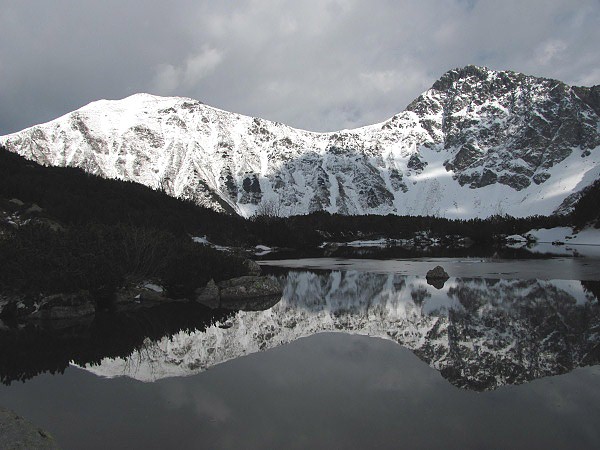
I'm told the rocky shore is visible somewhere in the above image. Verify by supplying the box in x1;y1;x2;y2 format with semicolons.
0;259;282;327
195;276;282;311
0;407;59;449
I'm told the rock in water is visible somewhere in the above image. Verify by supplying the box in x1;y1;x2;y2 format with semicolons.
426;266;450;289
426;266;450;279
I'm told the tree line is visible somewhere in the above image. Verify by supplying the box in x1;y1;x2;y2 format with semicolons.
1;144;597;300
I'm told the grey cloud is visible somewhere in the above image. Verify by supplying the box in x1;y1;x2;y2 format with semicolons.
1;0;598;134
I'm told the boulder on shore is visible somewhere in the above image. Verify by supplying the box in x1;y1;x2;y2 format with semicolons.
195;276;282;311
218;276;282;299
32;292;95;320
1;292;95;329
194;279;220;309
113;282;189;313
242;259;262;276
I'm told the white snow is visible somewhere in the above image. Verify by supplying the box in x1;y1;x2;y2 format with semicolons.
572;227;600;245
526;227;600;245
1;67;598;219
517;226;600;257
192;236;210;245
191;235;231;252
344;239;389;248
143;283;163;293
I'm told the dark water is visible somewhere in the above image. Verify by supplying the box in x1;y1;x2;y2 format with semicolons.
1;260;600;449
2;334;600;450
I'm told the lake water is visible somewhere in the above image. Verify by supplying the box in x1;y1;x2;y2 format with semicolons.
1;257;600;449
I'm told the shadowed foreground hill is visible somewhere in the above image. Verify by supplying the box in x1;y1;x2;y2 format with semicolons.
0;145;247;243
0;145;257;299
0;144;587;252
0;145;321;248
0;144;595;300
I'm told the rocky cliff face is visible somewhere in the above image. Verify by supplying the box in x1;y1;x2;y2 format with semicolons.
2;66;599;218
83;271;600;391
409;66;600;190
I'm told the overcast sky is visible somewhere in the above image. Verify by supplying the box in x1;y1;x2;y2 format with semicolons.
1;0;599;134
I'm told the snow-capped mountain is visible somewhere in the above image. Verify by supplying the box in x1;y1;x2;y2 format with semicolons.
2;65;599;218
83;271;600;391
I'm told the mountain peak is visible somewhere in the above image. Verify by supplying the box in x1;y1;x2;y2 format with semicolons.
1;67;599;219
431;65;493;91
125;92;165;100
122;92;205;105
79;93;205;114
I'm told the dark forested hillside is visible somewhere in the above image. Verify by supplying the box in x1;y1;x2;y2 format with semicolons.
0;144;593;301
270;211;569;243
0;146;247;243
571;180;600;228
0;146;255;299
0;145;321;248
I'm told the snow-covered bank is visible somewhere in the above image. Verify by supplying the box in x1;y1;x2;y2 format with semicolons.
525;226;600;245
506;226;600;257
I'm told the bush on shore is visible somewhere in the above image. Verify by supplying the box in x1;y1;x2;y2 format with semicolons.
0;222;247;299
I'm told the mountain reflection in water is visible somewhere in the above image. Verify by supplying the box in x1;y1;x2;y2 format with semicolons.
80;271;600;391
0;303;233;385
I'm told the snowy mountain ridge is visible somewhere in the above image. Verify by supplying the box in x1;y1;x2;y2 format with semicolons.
2;65;599;218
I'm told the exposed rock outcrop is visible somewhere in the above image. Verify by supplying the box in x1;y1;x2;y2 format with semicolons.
242;258;262;276
32;292;95;320
194;279;220;309
0;407;59;449
195;276;282;311
0;292;95;325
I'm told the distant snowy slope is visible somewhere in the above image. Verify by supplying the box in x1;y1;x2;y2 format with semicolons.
2;66;599;218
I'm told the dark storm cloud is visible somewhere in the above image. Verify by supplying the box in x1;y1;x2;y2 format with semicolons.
1;0;599;134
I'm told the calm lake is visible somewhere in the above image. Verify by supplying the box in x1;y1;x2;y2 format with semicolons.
1;257;600;449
